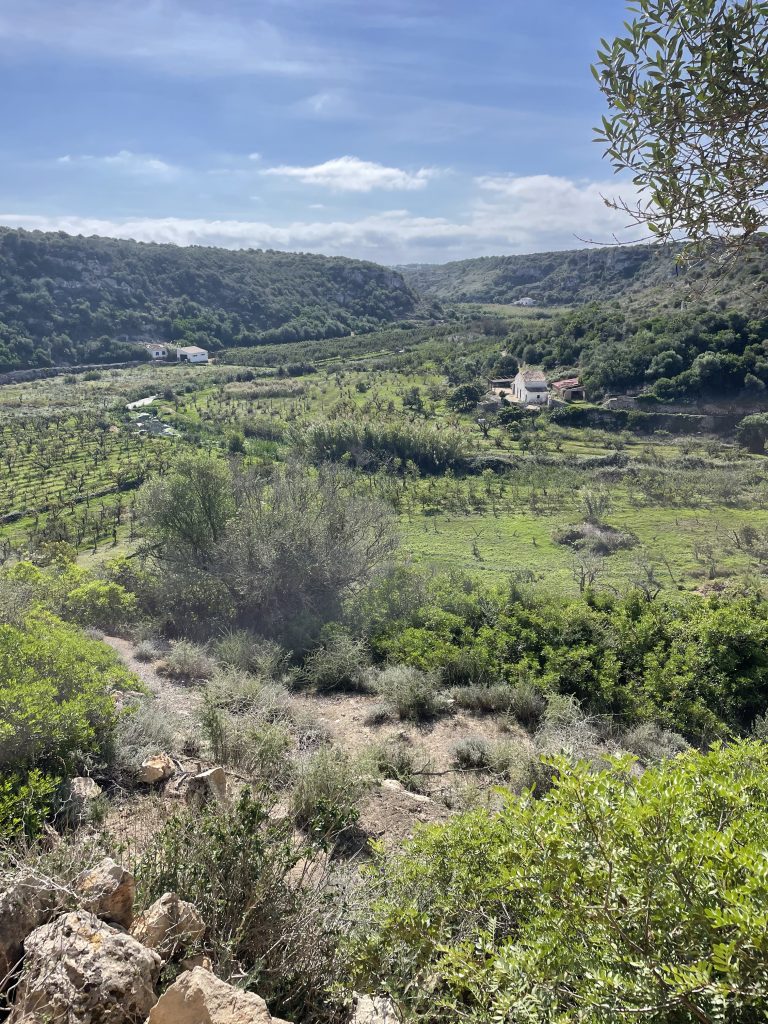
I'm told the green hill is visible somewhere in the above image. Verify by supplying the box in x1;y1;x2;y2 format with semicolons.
0;228;422;371
399;237;768;311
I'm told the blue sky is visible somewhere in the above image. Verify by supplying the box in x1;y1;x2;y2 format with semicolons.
0;0;642;263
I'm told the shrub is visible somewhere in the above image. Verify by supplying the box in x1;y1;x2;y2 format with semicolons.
452;737;492;770
368;739;426;793
347;742;768;1024
134;638;162;663
111;699;179;776
291;747;370;838
137;791;341;1022
295;420;472;475
0;610;135;837
451;683;516;714
301;630;370;691
374;665;452;722
163;640;215;680
212;630;287;676
620;721;690;764
507;681;548;731
64;579;137;632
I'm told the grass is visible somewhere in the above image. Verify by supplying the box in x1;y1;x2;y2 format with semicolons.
3;322;768;596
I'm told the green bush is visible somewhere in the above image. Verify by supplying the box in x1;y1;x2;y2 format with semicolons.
374;665;452;722
64;579;137;632
295;420;471;475
301;630;370;691
0;610;135;837
347;742;768;1023
164;640;215;680
291;747;369;839
137;790;342;1022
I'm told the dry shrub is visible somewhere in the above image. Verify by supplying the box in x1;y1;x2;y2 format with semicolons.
163;640;215;680
374;665;452;722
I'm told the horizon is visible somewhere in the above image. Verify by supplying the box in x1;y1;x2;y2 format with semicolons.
0;1;643;263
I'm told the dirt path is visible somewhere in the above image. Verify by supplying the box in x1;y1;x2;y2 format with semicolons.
102;635;203;722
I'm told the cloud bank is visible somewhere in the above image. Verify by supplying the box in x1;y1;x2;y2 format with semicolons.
0;174;642;264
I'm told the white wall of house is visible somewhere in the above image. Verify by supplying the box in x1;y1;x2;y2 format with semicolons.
177;347;208;364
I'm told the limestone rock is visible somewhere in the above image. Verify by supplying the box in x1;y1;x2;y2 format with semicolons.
9;910;161;1024
0;872;58;988
131;892;205;957
185;766;227;807
74;857;135;928
147;966;272;1024
353;994;398;1024
63;776;103;824
138;754;176;785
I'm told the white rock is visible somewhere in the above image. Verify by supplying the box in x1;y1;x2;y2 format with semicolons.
74;857;135;929
0;872;58;988
146;966;272;1024
186;766;228;807
62;777;103;824
380;779;404;792
9;910;161;1024
353;994;398;1024
138;754;176;785
131;892;205;957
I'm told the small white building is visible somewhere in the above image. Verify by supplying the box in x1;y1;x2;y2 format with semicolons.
144;343;168;360
176;345;209;364
513;368;549;405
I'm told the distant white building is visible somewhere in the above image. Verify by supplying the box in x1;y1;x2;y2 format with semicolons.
513;368;549;405
176;345;209;364
144;343;168;360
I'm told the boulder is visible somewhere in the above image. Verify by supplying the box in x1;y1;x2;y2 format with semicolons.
185;767;228;807
8;910;161;1024
74;858;135;929
131;892;205;957
0;872;58;988
138;754;176;785
353;995;398;1024
146;966;271;1024
62;776;103;825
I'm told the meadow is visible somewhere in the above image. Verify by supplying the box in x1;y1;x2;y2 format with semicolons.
2;317;766;594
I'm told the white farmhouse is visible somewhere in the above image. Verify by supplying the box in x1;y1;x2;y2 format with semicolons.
176;345;209;364
512;368;549;405
144;343;168;360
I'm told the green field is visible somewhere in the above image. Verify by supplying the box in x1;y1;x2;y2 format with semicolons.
1;323;766;593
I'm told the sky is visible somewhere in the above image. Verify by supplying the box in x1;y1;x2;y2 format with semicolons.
0;0;643;264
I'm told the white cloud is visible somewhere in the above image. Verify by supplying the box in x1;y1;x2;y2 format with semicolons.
248;153;262;162
0;174;644;263
0;0;325;76
261;155;438;193
56;150;179;180
472;174;642;248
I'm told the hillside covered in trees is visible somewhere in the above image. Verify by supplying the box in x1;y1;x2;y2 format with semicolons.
399;236;768;311
504;305;768;401
0;228;425;371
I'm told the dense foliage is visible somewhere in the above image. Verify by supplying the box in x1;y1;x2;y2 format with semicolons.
137;454;398;647
0;228;422;371
348;742;768;1023
594;0;768;255
399;236;768;309
0;610;134;837
504;305;768;400
361;572;768;741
